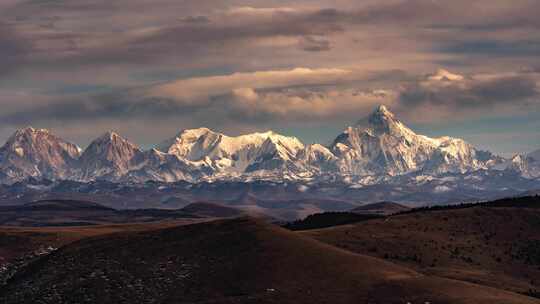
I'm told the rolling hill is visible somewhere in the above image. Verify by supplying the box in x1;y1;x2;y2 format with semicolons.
304;197;540;296
0;199;233;227
1;217;537;303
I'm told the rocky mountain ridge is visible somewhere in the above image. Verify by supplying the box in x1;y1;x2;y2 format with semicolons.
0;106;535;184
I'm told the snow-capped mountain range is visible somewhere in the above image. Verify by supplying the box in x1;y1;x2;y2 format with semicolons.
0;105;537;185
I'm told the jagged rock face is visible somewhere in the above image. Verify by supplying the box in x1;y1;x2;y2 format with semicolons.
159;128;305;175
158;128;222;161
0;105;528;184
505;150;540;178
126;149;211;183
330;106;488;176
244;135;305;173
420;138;482;174
0;128;81;183
526;149;540;177
78;132;143;181
296;144;338;173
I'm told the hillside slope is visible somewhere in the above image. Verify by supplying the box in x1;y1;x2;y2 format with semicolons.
1;217;537;303
0;199;204;227
304;202;540;296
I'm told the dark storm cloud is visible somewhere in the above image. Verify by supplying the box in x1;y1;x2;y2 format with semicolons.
15;0;540;29
350;0;540;29
0;90;285;125
442;40;540;57
470;76;538;102
399;74;539;109
298;36;331;52
0;23;30;76
0;91;279;130
179;16;211;24
3;0;540;74
0;67;377;126
3;7;346;70
0;94;198;125
133;12;342;50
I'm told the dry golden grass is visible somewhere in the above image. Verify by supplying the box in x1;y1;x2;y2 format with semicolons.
303;206;540;295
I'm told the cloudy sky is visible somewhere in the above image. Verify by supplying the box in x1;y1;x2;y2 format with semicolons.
0;0;539;155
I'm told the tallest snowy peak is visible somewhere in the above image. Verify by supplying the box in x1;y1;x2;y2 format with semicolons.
331;104;486;176
16;126;38;134
366;105;405;135
96;131;121;141
371;105;395;119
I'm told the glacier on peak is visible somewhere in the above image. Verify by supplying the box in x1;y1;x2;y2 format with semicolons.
158;127;305;174
331;105;491;176
0;105;532;184
0;127;81;182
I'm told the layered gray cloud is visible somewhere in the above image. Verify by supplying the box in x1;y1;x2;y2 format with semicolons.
3;68;537;127
3;0;540;72
0;0;538;153
0;23;30;76
2;4;346;70
399;71;539;108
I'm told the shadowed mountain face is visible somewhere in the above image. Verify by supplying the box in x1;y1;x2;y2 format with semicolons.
1;218;537;304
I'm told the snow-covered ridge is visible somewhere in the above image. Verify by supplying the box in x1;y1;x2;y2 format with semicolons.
330;105;494;176
0;106;534;184
497;149;540;179
0;127;81;182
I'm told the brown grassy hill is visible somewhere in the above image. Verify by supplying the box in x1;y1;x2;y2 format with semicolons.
0;220;207;265
1;217;537;304
304;206;540;297
0;199;205;227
